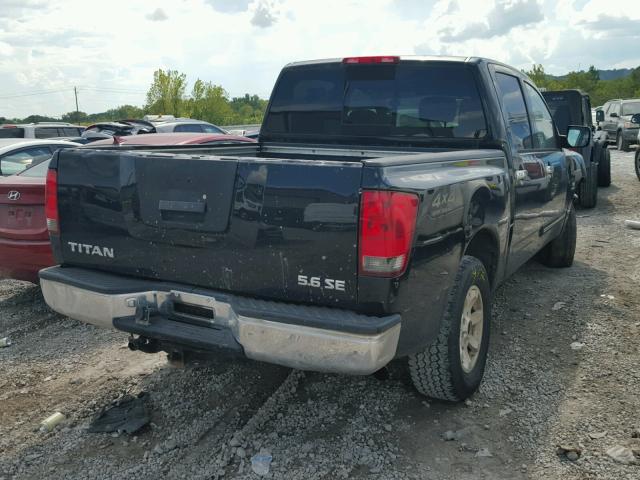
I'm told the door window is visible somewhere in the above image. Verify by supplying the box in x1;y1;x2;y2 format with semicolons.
174;123;203;133
0;146;52;175
0;128;25;138
62;127;83;136
201;124;224;134
495;73;533;150
35;127;61;138
611;102;621;117
523;83;557;149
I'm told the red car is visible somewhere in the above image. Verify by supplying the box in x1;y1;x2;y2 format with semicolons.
0;133;256;283
0;160;55;282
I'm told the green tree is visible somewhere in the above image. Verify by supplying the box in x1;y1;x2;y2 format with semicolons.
62;111;89;124
188;80;234;124
145;69;188;116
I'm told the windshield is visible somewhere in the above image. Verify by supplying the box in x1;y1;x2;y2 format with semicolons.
622;102;640;116
263;62;487;144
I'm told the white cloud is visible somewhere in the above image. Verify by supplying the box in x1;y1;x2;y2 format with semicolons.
146;8;168;22
0;0;637;119
251;0;280;28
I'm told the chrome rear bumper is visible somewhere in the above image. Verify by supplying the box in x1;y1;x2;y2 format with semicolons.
40;268;400;375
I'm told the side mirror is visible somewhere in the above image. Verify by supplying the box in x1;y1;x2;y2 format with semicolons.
610;112;619;118
595;110;604;122
567;125;591;148
631;113;640;124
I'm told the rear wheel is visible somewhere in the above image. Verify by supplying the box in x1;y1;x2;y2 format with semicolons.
617;132;630;152
635;150;640;182
597;149;611;187
540;204;576;268
408;256;491;402
578;165;598;208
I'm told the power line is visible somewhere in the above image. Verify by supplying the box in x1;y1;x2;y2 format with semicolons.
80;87;147;94
0;89;72;99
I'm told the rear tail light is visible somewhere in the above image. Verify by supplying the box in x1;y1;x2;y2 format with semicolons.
343;56;400;64
359;190;419;277
45;169;59;234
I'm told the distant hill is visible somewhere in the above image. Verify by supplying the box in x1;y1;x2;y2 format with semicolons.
551;68;633;81
596;68;633;81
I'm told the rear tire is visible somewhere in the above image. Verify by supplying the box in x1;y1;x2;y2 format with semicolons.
617;132;630;152
635;150;640;182
597;149;611;187
540;204;576;268
578;165;598;208
408;256;491;402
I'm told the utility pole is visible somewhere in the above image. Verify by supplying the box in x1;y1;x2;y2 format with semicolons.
74;86;79;121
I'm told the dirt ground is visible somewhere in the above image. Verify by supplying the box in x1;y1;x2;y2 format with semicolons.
1;148;639;480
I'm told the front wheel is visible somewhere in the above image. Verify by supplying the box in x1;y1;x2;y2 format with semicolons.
617;132;630;152
408;256;491;402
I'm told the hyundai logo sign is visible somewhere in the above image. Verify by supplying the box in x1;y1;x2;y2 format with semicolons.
7;191;21;201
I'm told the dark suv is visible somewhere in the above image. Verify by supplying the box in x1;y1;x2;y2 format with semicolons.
596;99;640;151
543;89;610;207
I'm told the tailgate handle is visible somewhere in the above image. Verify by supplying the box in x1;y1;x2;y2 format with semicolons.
158;200;206;213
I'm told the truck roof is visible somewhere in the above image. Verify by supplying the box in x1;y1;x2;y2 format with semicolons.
283;55;528;80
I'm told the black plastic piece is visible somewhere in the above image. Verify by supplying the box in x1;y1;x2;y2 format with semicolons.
114;315;243;354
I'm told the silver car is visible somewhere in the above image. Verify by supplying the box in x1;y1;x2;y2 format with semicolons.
0;139;80;176
143;115;227;134
0;122;84;140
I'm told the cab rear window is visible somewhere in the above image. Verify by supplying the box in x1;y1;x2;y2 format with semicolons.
263;62;487;142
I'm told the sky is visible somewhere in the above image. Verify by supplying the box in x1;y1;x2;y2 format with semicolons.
0;0;638;119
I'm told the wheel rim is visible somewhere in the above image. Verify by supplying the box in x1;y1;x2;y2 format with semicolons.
459;285;484;374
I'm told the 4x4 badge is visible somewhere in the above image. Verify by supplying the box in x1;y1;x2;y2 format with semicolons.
7;191;20;201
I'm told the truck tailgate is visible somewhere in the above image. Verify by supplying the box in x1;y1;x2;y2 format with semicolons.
53;149;362;307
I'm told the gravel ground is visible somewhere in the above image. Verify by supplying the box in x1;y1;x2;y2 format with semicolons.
1;148;639;480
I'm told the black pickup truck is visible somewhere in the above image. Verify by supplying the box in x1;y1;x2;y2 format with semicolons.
40;56;589;402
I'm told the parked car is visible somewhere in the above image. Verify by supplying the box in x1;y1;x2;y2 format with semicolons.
543;89;611;208
634;114;640;181
0;122;84;139
0;140;80;282
596;99;640;151
82;119;156;137
0;139;80;176
87;132;257;147
144;115;228;134
40;55;588;402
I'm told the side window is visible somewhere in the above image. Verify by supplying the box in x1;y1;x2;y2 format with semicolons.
0;146;52;175
35;127;61;139
62;127;83;136
523;83;558;149
174;124;203;133
612;102;621;116
495;73;533;150
0;128;25;138
201;124;223;134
